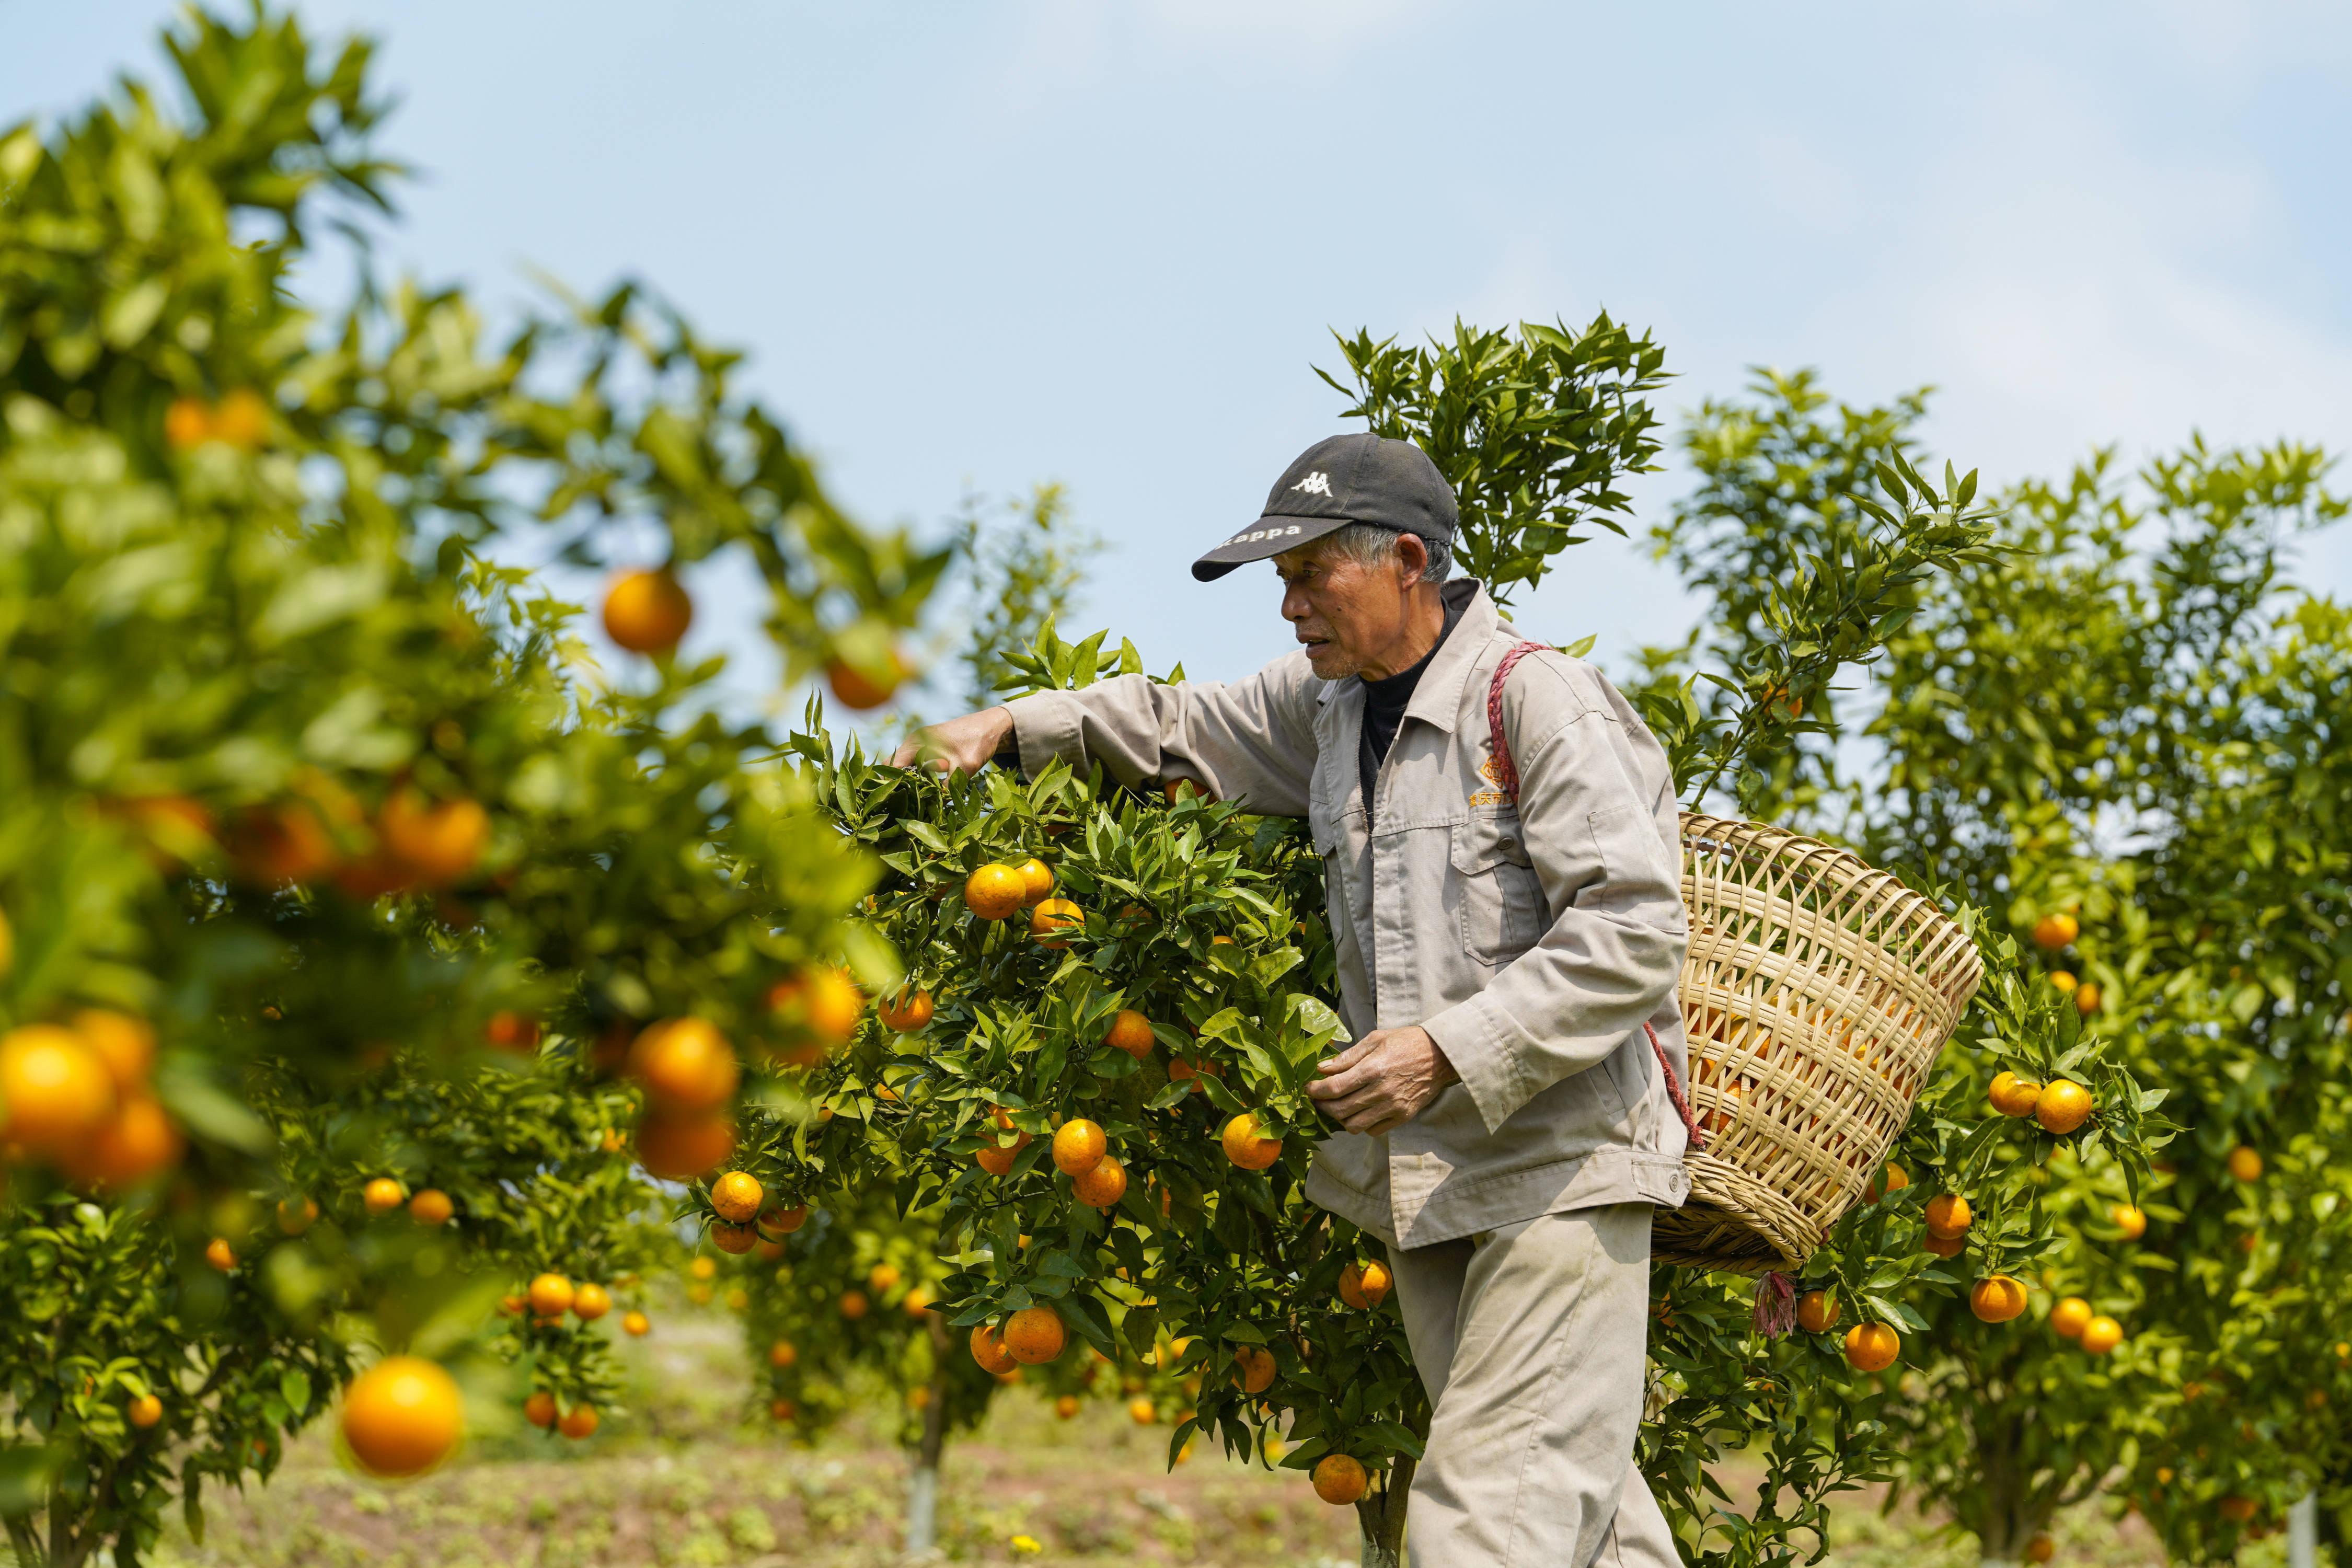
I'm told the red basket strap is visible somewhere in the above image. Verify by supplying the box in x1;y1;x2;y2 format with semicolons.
1488;643;1707;1156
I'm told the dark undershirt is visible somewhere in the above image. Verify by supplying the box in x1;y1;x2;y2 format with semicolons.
1357;584;1471;825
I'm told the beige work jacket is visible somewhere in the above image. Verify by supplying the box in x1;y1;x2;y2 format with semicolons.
1005;580;1690;1248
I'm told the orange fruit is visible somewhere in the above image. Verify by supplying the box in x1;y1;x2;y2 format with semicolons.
1864;1162;1909;1204
1128;1396;1157;1425
2079;1315;2124;1355
408;1189;454;1226
2226;1146;2262;1182
277;1196;318;1236
229;800;341;885
2048;1296;2092;1339
1923;1194;1972;1239
2218;1496;2256;1524
527;1274;575;1318
878;989;934;1032
523;1391;558;1429
1030;897;1082;948
204;1237;236;1272
1338;1261;1392;1309
868;1262;902;1293
621;1311;651;1337
2032;914;2078;950
164;396;212;448
711;1220;756;1255
710;1171;764;1224
1843;1322;1900;1373
363;1177;406;1215
557;1404;599;1440
970;1324;1018;1375
1104;1010;1156;1059
571;1283;611;1321
2049;971;2078;993
1232;1347;1275;1394
377;789;490;885
483;1011;539;1053
769;1398;797;1422
2025;1534;2056;1563
1312;1454;1368;1505
1073;1156;1127;1209
1221;1112;1282;1171
2034;1081;2093;1135
73;1094;182;1188
2074;983;2101;1015
2112;1204;2147;1240
767;966;863;1048
341;1356;465;1477
963;864;1027;920
758;1203;809;1238
602;569;693;654
903;1287;935;1318
634;1110;734;1179
1987;1070;2043;1117
128;1394;164;1429
1969;1275;2028;1323
1923;1233;1965;1258
1055;1395;1081;1420
839;1290;869;1320
211;388;269;448
975;1131;1031;1176
1795;1289;1839;1334
627;1018;738;1112
0;1024;117;1153
1169;1057;1226;1092
1015;858;1055;906
1004;1305;1066;1364
769;1339;799;1369
71;1010;156;1092
1052;1118;1109;1175
826;650;906;710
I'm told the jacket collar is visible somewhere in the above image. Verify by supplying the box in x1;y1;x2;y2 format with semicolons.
1399;578;1498;735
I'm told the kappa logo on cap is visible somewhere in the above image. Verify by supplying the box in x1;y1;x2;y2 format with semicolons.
1288;471;1332;497
1225;524;1305;546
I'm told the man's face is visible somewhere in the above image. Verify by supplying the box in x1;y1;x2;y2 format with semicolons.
1274;534;1424;681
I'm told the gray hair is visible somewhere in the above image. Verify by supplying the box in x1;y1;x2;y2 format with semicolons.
1321;522;1452;583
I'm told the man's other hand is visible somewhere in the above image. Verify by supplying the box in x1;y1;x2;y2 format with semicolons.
890;708;1016;774
1307;1025;1458;1136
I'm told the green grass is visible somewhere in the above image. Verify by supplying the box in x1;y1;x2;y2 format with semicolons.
141;1306;2211;1567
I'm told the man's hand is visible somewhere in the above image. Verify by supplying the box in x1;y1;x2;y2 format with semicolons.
1306;1025;1458;1136
890;707;1016;775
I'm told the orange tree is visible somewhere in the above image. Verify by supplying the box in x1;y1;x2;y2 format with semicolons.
769;305;2169;1564
1652;371;2352;1561
0;10;935;1567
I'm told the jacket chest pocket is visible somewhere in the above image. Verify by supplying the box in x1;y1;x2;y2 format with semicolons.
1450;810;1543;966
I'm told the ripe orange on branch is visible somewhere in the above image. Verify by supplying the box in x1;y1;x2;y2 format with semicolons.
1864;1163;1909;1203
602;568;693;654
878;988;933;1032
1073;1156;1127;1208
1969;1275;2028;1323
341;1357;464;1478
571;1283;612;1321
1338;1261;1392;1309
635;1110;734;1179
710;1171;764;1224
1221;1113;1282;1171
1051;1118;1109;1175
963;864;1027;920
1030;897;1082;948
1004;1305;1067;1364
2048;1297;2092;1339
1923;1194;1973;1239
1843;1322;1900;1372
2226;1146;2263;1182
766;967;863;1051
1232;1347;1276;1393
826;648;906;710
523;1391;558;1429
2079;1315;2124;1355
362;1178;406;1215
407;1188;454;1226
0;1024;116;1153
128;1395;163;1429
1988;1070;2043;1117
377;788;490;886
557;1405;599;1440
2112;1204;2147;1240
1795;1289;1840;1333
627;1018;739;1111
1312;1454;1368;1505
1015;858;1056;906
2032;913;2079;950
2034;1080;2093;1135
1104;1010;1156;1058
971;1325;1018;1374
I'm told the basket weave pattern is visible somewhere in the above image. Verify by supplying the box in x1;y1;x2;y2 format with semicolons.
1652;813;1984;1274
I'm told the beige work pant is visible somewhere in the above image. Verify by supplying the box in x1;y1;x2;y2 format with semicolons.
1388;1204;1680;1568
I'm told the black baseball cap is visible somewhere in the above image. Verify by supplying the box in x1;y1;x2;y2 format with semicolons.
1191;433;1459;582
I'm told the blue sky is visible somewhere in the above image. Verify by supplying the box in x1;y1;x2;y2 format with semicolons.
8;1;2350;718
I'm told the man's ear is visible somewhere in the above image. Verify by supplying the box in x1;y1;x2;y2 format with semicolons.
1394;532;1429;586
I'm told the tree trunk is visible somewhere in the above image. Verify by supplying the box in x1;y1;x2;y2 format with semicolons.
1354;1456;1415;1568
905;1317;952;1560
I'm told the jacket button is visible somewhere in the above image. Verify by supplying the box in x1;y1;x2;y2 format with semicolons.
1497;837;1517;853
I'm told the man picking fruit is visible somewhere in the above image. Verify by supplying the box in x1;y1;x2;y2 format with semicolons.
897;433;1690;1567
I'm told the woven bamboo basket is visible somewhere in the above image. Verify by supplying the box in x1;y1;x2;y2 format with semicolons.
1651;812;1984;1274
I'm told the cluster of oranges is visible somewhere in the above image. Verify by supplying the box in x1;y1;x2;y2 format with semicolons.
2032;912;2103;1016
199;774;491;901
0;1011;180;1190
970;1305;1069;1373
1986;1070;2094;1134
1047;1117;1129;1209
356;1175;458;1227
2048;1295;2125;1356
962;857;1079;946
705;1168;810;1256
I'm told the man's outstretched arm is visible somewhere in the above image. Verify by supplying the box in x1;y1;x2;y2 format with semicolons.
891;707;1014;775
